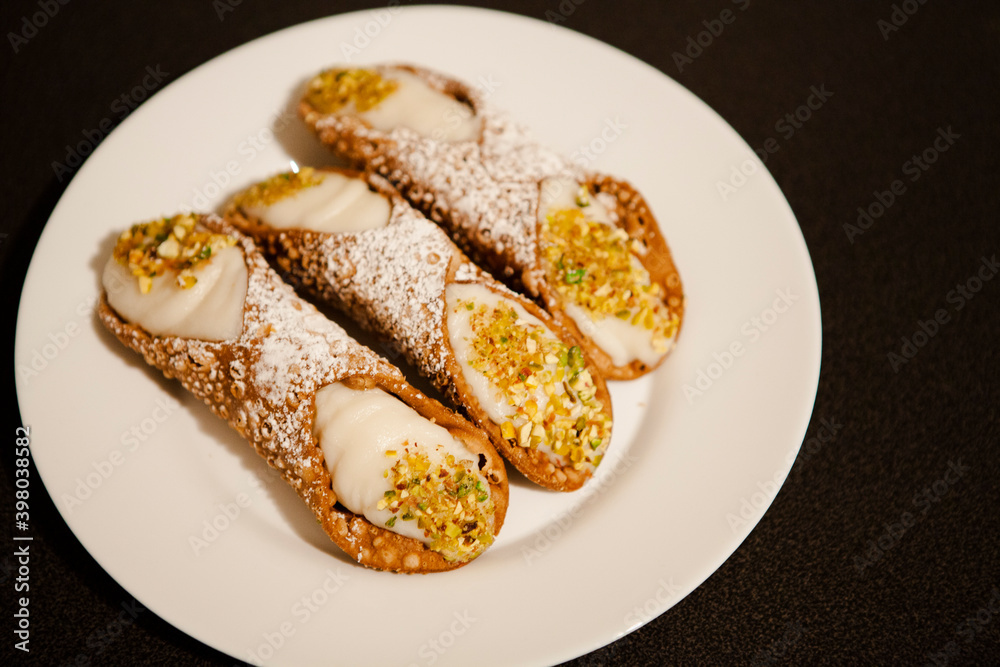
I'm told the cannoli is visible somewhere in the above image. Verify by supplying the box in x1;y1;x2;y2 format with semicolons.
98;213;507;572
225;167;613;492
298;64;685;380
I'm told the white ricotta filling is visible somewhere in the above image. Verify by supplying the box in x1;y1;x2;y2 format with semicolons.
102;245;247;341
245;171;391;233
540;175;614;223
357;70;481;143
312;382;480;545
445;283;551;424
538;176;664;367
561;301;664;367
444;282;608;470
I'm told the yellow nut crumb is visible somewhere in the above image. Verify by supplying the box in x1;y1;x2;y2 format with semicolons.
232;167;322;210
540;195;679;352
305;68;399;114
501;421;515;440
113;214;236;294
382;445;494;563
459;299;612;470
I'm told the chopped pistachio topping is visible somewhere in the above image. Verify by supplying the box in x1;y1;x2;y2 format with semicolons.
540;195;679;354
376;445;494;562
232;167;322;210
304;68;399;114
113;214;237;293
459;299;612;471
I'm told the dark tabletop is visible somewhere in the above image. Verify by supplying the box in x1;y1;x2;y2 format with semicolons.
3;1;998;665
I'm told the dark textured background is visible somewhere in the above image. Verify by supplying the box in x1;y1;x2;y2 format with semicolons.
3;1;998;665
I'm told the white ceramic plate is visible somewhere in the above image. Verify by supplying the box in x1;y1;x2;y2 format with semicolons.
14;6;821;666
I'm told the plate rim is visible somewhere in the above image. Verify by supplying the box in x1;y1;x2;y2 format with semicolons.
14;5;823;665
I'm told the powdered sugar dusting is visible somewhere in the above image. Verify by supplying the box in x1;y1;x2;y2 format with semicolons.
315;200;457;375
453;260;483;283
220;219;393;472
248;261;370;405
99;215;509;570
311;65;582;277
304;64;684;379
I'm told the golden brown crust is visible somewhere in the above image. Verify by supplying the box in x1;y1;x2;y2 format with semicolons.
298;63;684;381
98;215;507;573
226;169;613;491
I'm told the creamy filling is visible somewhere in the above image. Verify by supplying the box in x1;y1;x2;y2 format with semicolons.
538;176;672;367
102;245;247;341
540;176;615;224
446;283;548;424
244;171;391;233
313;382;493;558
324;69;481;142
562;302;663;367
445;282;610;471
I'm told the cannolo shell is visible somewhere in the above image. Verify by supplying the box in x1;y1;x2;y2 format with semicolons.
299;63;684;380
98;216;507;573
227;171;612;491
